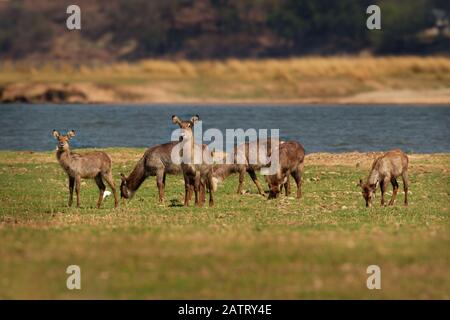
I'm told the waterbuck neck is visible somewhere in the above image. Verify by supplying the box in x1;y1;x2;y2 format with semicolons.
125;158;148;194
56;149;72;168
367;169;380;185
180;134;197;164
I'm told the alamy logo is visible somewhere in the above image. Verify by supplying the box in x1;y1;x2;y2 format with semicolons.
66;265;81;290
366;265;381;290
66;5;81;30
170;119;280;175
366;5;381;30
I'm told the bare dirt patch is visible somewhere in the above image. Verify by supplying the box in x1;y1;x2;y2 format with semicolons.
338;88;450;105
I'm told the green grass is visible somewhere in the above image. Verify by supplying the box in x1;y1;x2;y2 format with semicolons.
0;149;449;299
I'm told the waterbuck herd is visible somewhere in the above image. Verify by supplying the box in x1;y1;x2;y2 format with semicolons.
52;115;409;209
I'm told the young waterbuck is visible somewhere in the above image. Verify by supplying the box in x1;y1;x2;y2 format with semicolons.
212;139;282;196
52;130;118;208
172;114;214;207
120;142;182;201
358;149;409;207
264;141;305;200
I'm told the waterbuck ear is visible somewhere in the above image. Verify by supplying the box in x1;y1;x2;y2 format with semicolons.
172;115;182;125
120;173;127;182
191;115;200;123
67;130;76;139
52;130;60;138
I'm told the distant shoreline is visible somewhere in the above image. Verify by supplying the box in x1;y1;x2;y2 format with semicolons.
1;85;450;106
1;57;449;105
1;93;450;106
2;101;450;106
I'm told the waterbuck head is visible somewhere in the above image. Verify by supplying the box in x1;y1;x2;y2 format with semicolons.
171;115;199;142
358;179;377;207
265;172;286;199
52;130;75;152
120;173;131;199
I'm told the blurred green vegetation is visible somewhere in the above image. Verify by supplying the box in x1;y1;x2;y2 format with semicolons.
0;0;448;62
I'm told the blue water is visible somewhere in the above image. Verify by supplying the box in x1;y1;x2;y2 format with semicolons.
0;104;449;153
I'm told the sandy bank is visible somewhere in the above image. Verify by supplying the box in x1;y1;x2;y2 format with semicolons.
1;83;449;105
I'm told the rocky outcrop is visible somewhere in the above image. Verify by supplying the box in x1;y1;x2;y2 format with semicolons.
0;83;123;104
0;83;87;103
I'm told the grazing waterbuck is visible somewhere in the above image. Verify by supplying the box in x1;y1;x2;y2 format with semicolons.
358;149;409;207
52;130;118;208
172;115;214;207
120;142;182;201
264;141;305;200
212;139;282;196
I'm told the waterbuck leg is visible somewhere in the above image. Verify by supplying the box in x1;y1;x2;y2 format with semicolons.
380;179;386;206
298;162;304;199
163;172;166;191
284;173;291;196
388;177;399;206
95;174;106;209
207;173;214;207
103;171;118;208
199;181;206;206
184;177;190;207
291;168;302;199
236;170;245;194
248;169;265;196
208;184;214;207
156;170;165;203
68;176;75;207
194;172;202;207
188;184;194;202
402;171;409;206
75;175;81;208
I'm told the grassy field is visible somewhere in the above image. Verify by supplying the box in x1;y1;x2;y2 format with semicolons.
1;57;450;103
0;149;449;299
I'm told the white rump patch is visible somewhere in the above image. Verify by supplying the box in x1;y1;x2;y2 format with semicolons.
102;190;112;199
212;177;220;192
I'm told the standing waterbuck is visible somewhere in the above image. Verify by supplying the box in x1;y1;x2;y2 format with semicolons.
172;115;214;207
358;149;409;207
120;142;182;201
265;141;305;200
52;130;118;208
